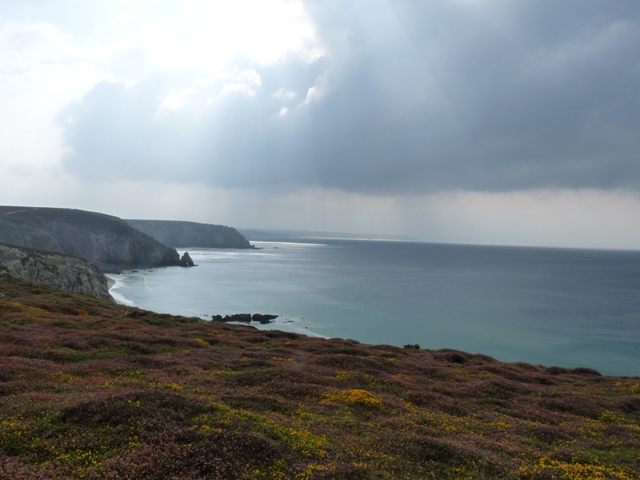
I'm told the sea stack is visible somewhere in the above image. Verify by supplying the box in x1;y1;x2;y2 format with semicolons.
180;252;195;267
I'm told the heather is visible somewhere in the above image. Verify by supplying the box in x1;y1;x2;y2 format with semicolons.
0;275;639;479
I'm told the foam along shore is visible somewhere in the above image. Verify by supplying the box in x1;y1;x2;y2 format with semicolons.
105;268;327;338
104;273;135;306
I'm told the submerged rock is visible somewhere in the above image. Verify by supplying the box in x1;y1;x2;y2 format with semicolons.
252;314;278;324
210;313;277;324
210;313;253;323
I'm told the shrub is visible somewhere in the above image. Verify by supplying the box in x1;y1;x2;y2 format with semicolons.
59;391;208;429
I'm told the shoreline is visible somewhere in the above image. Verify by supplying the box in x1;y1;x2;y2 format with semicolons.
102;245;640;377
104;273;136;307
1;273;638;478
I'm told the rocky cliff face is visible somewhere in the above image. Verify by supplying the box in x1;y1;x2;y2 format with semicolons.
125;220;253;249
0;206;181;272
0;243;113;301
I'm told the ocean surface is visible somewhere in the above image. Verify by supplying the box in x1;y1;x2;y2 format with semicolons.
107;239;640;377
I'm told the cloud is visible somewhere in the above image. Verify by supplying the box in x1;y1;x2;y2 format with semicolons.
4;165;640;250
5;0;640;250
272;88;297;100
53;0;640;195
0;20;105;173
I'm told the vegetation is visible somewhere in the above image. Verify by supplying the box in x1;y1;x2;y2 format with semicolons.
0;274;638;479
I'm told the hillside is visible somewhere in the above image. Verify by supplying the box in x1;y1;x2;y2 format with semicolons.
0;207;180;271
0;275;638;479
126;220;253;249
0;243;112;301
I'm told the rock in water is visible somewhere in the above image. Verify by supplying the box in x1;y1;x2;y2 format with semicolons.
252;314;278;324
210;314;252;323
0;243;114;301
180;252;195;267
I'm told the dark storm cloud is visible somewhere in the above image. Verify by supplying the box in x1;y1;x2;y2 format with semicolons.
61;0;640;193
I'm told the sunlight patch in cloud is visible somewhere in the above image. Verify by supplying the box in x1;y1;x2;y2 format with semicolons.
157;88;194;113
303;86;320;104
108;11;136;27
0;21;105;172
116;0;323;73
157;68;263;113
272;88;297;100
218;83;258;98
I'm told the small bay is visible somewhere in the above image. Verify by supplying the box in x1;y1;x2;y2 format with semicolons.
108;239;640;376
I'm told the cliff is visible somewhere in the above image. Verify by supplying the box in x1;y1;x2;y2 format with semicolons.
0;243;113;301
0;206;181;272
125;219;252;249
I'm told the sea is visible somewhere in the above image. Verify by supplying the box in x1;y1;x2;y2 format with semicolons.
106;239;640;377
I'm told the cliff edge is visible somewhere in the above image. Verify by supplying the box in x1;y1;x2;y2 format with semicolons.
0;206;181;272
0;243;113;301
125;219;253;249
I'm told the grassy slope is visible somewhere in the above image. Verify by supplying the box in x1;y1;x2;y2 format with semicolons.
0;275;638;479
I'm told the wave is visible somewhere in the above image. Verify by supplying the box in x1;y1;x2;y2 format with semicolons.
105;274;136;306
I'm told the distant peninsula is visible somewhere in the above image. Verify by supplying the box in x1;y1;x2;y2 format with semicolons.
239;228;418;242
125;219;253;249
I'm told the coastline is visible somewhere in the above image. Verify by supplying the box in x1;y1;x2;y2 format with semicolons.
92;274;629;380
102;243;640;377
106;268;326;338
1;273;638;478
104;273;136;307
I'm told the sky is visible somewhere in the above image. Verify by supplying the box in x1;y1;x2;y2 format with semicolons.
1;0;640;249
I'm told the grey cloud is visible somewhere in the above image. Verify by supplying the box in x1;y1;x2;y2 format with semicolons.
61;0;640;193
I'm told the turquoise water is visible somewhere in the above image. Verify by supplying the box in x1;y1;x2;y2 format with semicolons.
108;239;640;377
